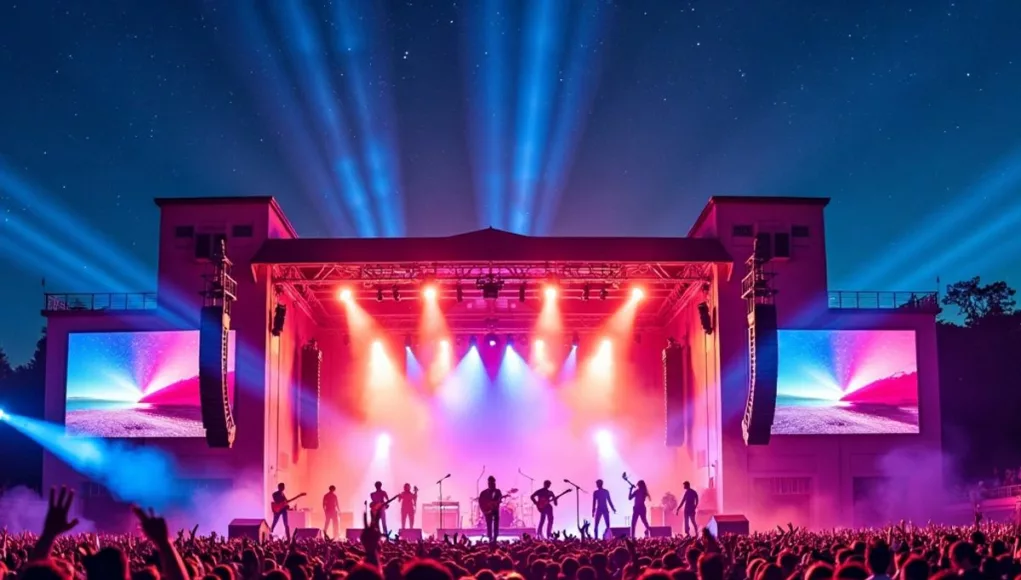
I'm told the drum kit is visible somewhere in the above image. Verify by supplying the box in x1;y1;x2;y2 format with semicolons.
472;489;529;528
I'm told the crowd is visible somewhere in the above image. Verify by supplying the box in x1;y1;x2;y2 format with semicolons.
2;487;1021;580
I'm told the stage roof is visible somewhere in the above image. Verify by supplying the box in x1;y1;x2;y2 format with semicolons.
251;227;732;265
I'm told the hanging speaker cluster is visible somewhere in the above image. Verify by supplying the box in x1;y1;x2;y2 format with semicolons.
742;303;778;445
199;305;236;448
299;341;322;450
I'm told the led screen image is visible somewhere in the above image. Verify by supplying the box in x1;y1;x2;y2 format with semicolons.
65;331;236;438
771;330;919;435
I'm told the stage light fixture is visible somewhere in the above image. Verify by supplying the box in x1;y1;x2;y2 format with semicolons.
376;287;384;302
404;335;413;349
697;302;714;334
478;277;504;300
599;286;608;300
423;285;437;301
631;287;645;301
544;285;557;301
571;332;580;347
485;332;498;347
583;285;591;301
456;284;463;303
392;286;401;302
338;288;353;302
468;335;478;348
519;283;526;302
439;339;450;350
506;334;515;349
534;338;545;351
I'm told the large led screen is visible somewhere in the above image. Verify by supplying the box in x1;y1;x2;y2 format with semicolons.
771;330;919;435
65;331;236;438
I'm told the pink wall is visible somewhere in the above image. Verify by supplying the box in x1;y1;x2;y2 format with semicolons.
690;198;942;528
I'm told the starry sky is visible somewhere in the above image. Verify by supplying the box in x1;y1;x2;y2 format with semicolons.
1;0;1019;365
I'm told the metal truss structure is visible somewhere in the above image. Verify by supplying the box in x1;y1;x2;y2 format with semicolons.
268;260;715;330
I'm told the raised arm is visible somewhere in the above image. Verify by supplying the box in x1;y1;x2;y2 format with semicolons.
628;488;636;500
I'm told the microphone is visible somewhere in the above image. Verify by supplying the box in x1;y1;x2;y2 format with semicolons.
437;474;451;484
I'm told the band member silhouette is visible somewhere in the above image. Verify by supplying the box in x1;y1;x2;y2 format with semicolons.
270;483;290;537
322;485;339;538
397;483;418;529
675;481;699;535
628;479;651;538
369;481;390;535
592;479;616;539
531;480;558;539
478;476;502;543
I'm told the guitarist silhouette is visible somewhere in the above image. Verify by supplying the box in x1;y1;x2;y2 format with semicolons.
368;482;391;535
531;480;571;539
270;483;306;537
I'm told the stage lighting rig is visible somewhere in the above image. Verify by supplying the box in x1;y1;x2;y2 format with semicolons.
583;284;591;301
485;332;498;347
468;335;479;348
376;287;384;302
519;283;526;302
571;332;580;347
476;276;504;300
456;284;464;303
392;285;402;302
599;286;608;300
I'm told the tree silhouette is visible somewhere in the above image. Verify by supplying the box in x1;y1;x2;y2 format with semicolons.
0;346;12;383
941;276;1018;327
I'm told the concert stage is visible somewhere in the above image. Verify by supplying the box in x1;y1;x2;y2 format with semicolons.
40;196;943;533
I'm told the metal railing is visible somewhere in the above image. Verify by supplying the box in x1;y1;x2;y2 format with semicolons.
43;292;158;312
828;291;940;312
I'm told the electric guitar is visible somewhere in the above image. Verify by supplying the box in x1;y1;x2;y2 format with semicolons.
271;492;307;515
622;472;636;489
369;494;399;517
533;489;572;512
479;487;519;515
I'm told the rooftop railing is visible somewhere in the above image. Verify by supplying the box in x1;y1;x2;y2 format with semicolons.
43;292;157;313
828;291;940;312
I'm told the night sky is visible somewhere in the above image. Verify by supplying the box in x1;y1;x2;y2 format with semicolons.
1;1;1019;364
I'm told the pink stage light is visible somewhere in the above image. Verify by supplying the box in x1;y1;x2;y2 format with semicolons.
439;339;450;351
338;288;353;302
423;285;438;301
534;338;545;352
544;286;557;301
631;287;645;301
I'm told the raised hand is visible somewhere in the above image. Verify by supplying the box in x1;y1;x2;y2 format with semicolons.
132;506;171;546
42;486;79;538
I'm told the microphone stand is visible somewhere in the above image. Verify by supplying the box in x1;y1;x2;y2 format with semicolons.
476;466;486;527
437;474;451;532
564;479;587;531
519;468;535;527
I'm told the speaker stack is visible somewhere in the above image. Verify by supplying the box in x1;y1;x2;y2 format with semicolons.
663;339;690;447
740;240;779;445
299;341;322;450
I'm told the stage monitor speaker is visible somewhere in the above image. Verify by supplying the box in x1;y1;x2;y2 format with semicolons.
399;528;423;541
604;527;631;540
228;519;269;542
294;528;321;540
299;342;322;449
707;514;749;536
199;305;235;448
742;303;778;445
345;528;364;542
646;526;672;538
663;341;690;447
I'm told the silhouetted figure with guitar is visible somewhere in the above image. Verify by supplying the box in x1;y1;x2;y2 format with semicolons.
368;482;394;535
592;479;616;539
270;483;306;538
623;473;651;538
675;481;699;535
478;476;504;543
531;480;571;539
323;485;340;538
397;483;419;530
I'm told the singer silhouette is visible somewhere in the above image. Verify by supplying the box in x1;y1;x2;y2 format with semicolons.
592;479;616;539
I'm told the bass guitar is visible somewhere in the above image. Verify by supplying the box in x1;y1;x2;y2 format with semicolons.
479;487;519;515
534;489;572;512
271;492;307;515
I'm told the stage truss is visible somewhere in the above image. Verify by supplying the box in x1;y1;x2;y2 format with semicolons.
268;260;715;332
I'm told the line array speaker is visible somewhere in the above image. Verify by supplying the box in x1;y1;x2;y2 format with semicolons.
663;341;689;447
199;305;236;447
742;303;778;445
299;342;322;449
